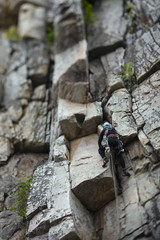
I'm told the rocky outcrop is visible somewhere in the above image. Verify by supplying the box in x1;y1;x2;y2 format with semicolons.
0;0;160;240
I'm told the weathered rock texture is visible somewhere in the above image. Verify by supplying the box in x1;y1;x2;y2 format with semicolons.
0;0;160;240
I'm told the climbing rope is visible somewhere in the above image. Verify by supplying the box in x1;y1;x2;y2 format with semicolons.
109;147;120;239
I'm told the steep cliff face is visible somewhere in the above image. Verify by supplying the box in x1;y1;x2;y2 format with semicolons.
0;0;160;240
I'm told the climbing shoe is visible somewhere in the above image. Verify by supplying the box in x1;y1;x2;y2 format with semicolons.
102;157;108;167
123;170;130;176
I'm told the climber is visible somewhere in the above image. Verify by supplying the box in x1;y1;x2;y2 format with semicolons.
98;122;130;176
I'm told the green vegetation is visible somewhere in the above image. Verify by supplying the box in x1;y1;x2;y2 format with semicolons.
121;62;134;82
10;177;32;221
82;0;97;25
6;26;22;41
125;3;136;30
47;23;54;46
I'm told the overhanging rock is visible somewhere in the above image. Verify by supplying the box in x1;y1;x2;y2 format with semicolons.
70;134;115;211
57;99;103;140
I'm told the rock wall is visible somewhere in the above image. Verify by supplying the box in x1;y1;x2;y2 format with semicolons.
0;0;160;240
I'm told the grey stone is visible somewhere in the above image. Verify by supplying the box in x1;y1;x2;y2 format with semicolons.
18;4;46;41
132;0;160;25
132;71;160;153
101;48;125;93
0;112;14;139
57;99;102;140
89;58;108;101
53;40;89;104
126;24;160;82
4;65;32;105
8;43;26;73
88;0;127;59
27;42;49;85
32;84;46;101
0;137;14;165
15;101;49;151
26;161;54;218
145;194;160;240
0;211;22;240
0;37;10;74
70;134;115;211
53;135;70;162
104;89;137;142
53;0;85;54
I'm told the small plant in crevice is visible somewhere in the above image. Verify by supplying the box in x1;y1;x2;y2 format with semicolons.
125;3;137;32
82;0;96;25
121;62;134;81
6;26;22;42
121;62;135;91
82;0;98;37
9;177;32;221
47;23;54;46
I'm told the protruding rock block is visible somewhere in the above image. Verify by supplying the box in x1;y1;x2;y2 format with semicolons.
53;0;85;54
18;3;46;40
70;134;115;211
57;99;102;140
53;0;89;104
88;0;127;59
53;40;89;104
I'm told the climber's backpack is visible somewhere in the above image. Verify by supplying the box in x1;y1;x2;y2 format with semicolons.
104;127;116;139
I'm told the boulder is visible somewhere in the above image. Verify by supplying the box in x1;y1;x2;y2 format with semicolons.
70;134;115;211
57;99;102;140
18;3;46;41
